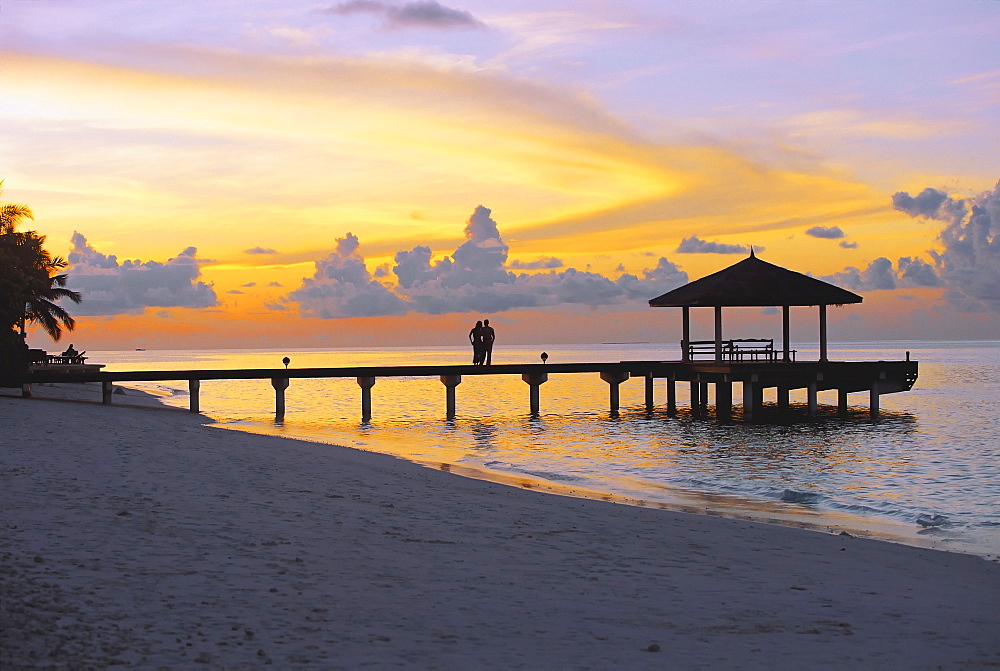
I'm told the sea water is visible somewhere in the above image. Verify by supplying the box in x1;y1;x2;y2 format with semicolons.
93;341;1000;559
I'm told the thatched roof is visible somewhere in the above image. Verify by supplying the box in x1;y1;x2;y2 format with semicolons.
649;251;863;308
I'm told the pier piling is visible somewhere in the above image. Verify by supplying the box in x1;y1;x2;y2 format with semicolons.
271;377;289;420
440;374;461;418
522;372;547;416
600;370;630;414
189;379;200;413
357;376;376;422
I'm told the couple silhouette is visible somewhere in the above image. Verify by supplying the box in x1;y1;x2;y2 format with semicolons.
469;319;495;365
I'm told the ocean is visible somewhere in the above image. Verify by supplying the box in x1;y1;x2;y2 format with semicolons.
92;341;999;559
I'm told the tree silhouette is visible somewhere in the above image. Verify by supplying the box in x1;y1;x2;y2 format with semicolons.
1;182;81;372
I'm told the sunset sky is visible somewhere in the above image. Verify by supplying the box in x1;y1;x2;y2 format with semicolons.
3;0;998;350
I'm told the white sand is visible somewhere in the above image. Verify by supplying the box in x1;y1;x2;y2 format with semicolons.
2;387;1000;669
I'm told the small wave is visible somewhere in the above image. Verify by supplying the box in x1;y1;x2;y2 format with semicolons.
780;489;823;505
516;469;585;483
916;513;951;528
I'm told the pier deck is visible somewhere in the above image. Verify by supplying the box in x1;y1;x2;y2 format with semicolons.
9;358;918;423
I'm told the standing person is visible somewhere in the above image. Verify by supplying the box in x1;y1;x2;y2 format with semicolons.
468;320;484;365
481;319;496;365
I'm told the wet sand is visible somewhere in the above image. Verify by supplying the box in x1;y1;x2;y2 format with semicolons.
2;387;1000;668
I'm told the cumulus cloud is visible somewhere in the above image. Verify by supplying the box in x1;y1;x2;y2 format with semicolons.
323;1;483;30
840;241;858;249
245;247;278;255
284;232;409;318
284;206;688;318
894;180;1000;310
806;225;845;239
824;256;943;292
66;233;218;315
676;236;753;255
509;257;563;270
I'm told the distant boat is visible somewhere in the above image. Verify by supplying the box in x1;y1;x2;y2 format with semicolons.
135;348;146;351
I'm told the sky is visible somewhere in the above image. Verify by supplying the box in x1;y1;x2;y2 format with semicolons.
2;0;998;350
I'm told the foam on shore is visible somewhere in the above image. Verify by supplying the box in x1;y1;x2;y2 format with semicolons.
3;389;1000;668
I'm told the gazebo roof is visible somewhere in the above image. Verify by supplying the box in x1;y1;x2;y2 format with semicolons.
649;251;863;308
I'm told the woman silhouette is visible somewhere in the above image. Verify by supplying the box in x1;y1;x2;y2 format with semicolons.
468;321;485;365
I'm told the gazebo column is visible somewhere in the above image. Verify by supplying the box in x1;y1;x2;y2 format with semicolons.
681;306;691;362
819;304;828;362
782;305;791;362
714;305;723;361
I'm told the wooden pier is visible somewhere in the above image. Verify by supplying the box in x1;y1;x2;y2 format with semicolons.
12;357;918;423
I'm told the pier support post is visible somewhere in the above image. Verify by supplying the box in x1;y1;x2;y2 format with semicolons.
666;374;677;415
870;379;881;422
743;377;761;422
189;379;200;413
357;376;376;422
440;374;461;419
838;389;849;416
716;379;732;422
681;306;691;362
644;372;655;413
690;377;701;416
271;377;289;421
102;380;113;405
600;371;630;414
777;386;789;413
522;372;547;416
807;381;818;417
700;381;710;410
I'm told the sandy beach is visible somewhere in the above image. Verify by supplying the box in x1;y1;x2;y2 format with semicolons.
3;387;1000;669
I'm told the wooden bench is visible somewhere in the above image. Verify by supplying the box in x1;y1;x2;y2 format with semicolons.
685;339;795;362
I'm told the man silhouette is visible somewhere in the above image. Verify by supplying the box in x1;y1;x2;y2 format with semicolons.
482;319;495;365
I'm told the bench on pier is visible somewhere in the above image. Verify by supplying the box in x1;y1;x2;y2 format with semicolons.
686;339;795;362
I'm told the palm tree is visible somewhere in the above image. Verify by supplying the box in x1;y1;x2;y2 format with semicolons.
0;181;81;342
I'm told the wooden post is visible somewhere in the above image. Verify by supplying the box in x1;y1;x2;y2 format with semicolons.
440;374;461;419
271;377;289;421
357;376;376;422
681;306;691;362
644;372;654;413
838;389;849;416
666;374;677;415
807;381;818;417
189;379;200;413
600;370;630;414
743;376;759;422
782;305;791;362
777;386;789;413
700;381;710;409
522;372;547;416
102;380;113;405
690;376;701;415
819;304;828;362
714;305;723;361
870;374;884;422
716;379;732;422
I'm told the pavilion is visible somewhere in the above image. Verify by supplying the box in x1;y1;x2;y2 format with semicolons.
649;250;863;363
646;251;915;421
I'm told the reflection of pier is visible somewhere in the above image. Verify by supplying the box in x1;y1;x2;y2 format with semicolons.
15;357;917;423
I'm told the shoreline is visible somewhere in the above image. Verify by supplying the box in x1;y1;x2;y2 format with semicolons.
3;388;1000;667
8;382;993;559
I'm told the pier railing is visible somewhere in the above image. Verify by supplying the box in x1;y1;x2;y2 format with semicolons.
7;359;918;423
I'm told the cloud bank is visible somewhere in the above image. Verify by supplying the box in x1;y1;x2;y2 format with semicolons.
894;180;1000;311
284;206;688;318
66;233;218;315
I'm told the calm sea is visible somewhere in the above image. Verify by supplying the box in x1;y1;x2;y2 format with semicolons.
93;341;999;559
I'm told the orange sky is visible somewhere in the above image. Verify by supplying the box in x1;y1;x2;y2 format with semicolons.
3;1;998;350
